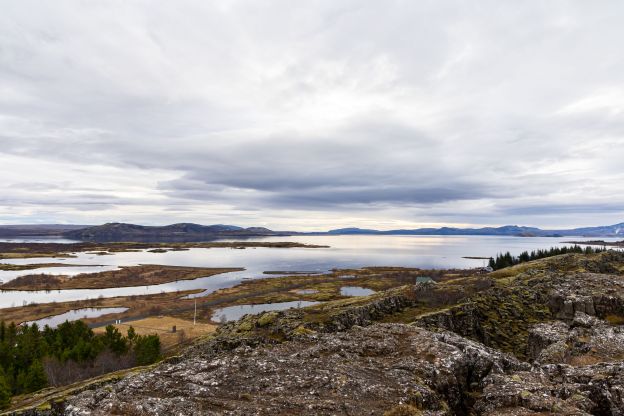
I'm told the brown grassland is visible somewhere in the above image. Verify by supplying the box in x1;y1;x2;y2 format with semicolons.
0;265;243;290
93;316;217;351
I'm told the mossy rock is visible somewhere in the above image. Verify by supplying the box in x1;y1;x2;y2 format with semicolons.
520;390;531;399
292;325;315;336
35;402;52;411
237;321;254;332
257;312;279;327
606;314;624;325
383;404;423;416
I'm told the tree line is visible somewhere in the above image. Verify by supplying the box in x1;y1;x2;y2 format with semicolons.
0;320;160;409
488;245;607;270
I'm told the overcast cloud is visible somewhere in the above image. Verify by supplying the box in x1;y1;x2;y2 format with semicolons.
0;0;623;230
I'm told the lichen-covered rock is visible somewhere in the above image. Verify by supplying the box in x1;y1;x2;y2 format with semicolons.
552;294;596;320
526;320;568;360
476;362;624;415
572;311;601;328
527;312;624;366
31;320;624;416
55;324;528;416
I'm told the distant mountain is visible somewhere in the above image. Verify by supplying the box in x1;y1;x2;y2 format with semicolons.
323;222;624;237
322;226;541;236
62;222;288;242
3;221;623;242
0;224;91;237
563;223;624;237
326;228;381;235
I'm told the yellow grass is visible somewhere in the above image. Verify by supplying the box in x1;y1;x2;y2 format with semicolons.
93;316;216;350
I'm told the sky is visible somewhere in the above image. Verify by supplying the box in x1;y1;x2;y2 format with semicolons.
0;1;623;231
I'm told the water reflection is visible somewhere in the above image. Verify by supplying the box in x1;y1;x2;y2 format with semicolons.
24;307;129;328
1;235;621;309
295;289;319;295
340;286;376;296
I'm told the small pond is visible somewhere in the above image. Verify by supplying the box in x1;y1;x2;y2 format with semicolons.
340;286;376;296
295;289;319;295
24;307;129;328
211;300;319;322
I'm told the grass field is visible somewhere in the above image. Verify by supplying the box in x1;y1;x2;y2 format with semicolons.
93;316;217;350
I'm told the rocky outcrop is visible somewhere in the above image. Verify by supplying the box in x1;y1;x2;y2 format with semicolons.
527;312;624;365
476;361;624;415
414;284;552;358
414;254;624;358
548;273;624;321
309;288;417;332
52;324;530;416
28;321;624;416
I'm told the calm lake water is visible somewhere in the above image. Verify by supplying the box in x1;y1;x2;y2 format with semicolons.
0;235;620;309
25;307;129;328
0;237;78;244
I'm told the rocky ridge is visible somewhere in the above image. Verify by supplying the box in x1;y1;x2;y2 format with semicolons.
8;251;624;415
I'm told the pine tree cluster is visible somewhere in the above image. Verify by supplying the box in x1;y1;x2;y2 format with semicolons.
488;245;607;270
0;320;160;408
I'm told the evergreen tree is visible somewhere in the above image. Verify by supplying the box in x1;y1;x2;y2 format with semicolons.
103;325;128;355
134;335;161;365
0;371;11;410
23;361;47;393
489;245;606;270
15;370;27;394
0;319;164;397
127;326;136;341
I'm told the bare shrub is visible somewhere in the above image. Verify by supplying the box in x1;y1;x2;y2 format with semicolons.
43;351;136;387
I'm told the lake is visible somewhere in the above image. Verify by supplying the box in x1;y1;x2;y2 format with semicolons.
25;307;129;328
0;235;620;309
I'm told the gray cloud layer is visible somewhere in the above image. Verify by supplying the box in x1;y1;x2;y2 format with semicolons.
0;1;623;229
